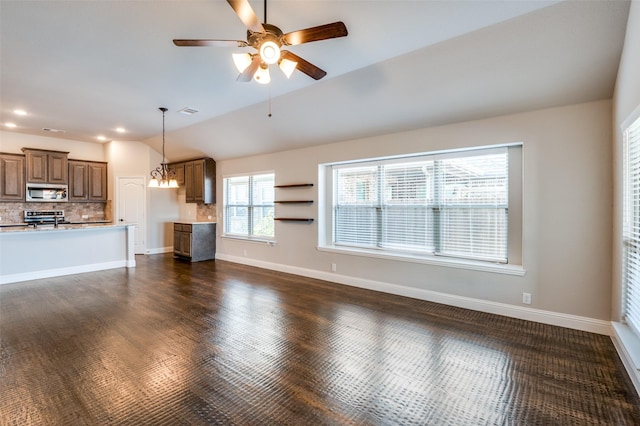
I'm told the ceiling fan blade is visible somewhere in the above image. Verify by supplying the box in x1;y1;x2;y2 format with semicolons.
281;51;327;80
227;0;265;34
283;21;348;46
237;55;261;82
173;39;248;47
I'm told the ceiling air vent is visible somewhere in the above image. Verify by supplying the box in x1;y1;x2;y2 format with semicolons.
42;128;66;133
178;107;199;115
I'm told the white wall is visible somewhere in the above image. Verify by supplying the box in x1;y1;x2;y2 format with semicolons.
217;99;613;323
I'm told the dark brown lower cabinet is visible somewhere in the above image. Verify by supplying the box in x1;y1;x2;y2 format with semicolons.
174;222;216;262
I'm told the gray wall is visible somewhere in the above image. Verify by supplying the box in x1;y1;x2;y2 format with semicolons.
613;0;640;322
217;99;613;322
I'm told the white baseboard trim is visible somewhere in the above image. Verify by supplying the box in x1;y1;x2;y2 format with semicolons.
0;260;128;285
215;254;611;335
146;246;173;255
611;322;640;395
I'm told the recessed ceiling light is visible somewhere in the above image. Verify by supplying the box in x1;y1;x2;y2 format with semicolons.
13;109;27;116
4;122;17;128
97;135;107;141
115;127;126;133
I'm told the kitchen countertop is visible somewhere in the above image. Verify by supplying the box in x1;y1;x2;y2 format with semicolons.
174;221;217;225
0;222;117;233
0;220;111;227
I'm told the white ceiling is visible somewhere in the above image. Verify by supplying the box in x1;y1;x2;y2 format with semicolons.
0;0;631;161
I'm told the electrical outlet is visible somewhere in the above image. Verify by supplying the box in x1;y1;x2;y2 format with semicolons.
522;292;532;305
331;263;337;272
243;249;247;257
82;214;89;219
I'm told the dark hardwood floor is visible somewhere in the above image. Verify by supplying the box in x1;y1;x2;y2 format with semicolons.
1;254;639;425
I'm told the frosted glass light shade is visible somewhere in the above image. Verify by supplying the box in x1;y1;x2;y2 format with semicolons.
232;53;253;73
279;58;297;78
254;66;271;84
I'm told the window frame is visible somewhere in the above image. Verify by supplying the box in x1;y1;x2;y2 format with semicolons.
622;113;640;339
223;172;275;241
318;144;524;275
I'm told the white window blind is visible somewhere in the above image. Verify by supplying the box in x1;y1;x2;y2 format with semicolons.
333;147;508;263
623;116;640;337
224;173;274;239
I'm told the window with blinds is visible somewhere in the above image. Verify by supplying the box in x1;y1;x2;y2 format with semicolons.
224;173;275;239
623;115;640;338
333;147;509;263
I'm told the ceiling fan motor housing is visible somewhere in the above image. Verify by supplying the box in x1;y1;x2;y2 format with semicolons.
247;23;284;48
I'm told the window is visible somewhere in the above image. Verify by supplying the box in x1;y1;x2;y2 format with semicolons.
323;144;522;267
224;173;275;239
623;115;640;338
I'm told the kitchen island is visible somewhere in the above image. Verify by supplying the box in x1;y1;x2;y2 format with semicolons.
0;224;135;284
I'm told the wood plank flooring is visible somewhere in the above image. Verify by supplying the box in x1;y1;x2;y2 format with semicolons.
1;254;639;425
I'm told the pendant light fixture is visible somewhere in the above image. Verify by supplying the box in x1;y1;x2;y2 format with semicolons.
148;107;178;188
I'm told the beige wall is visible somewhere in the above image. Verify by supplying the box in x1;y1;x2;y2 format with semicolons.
105;140;179;252
613;0;640;321
0;131;105;160
217;99;613;321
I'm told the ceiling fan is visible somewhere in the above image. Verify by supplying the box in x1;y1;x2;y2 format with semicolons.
173;0;348;84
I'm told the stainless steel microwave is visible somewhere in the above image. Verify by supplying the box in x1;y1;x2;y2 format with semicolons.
26;183;68;202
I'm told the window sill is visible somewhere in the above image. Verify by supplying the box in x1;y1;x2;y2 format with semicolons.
613;322;640;370
316;245;525;276
222;235;276;246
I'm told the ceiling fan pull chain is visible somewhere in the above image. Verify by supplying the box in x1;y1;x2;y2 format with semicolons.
268;83;272;117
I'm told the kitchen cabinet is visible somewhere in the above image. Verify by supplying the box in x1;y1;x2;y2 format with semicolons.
22;148;68;184
174;222;216;262
0;153;25;201
170;158;215;204
68;160;108;202
171;162;185;187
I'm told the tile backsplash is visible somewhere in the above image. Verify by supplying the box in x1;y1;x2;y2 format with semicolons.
0;202;108;223
196;203;217;222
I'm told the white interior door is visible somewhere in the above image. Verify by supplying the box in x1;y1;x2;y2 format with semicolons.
117;177;146;254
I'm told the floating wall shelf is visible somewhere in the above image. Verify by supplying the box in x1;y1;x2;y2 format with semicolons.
274;184;314;221
274;183;314;188
274;200;313;204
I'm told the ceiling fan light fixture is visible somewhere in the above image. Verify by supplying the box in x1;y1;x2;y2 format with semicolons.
259;41;280;65
279;58;297;78
254;65;271;84
232;52;253;73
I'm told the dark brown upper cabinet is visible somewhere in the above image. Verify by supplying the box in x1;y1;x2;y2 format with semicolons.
22;148;69;184
68;160;108;202
0;153;25;201
170;158;215;204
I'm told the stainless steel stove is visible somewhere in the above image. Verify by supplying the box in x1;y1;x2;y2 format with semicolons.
24;210;70;225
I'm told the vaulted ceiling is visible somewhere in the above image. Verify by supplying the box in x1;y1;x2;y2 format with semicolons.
0;0;630;161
